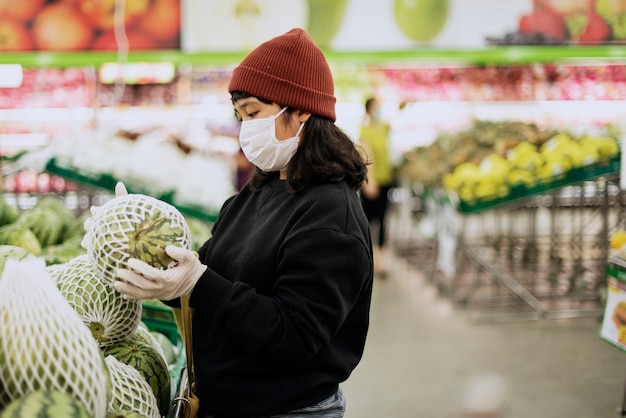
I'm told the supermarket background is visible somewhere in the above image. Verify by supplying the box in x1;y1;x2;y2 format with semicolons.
4;0;626;417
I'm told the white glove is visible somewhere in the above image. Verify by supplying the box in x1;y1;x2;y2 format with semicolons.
114;245;207;300
81;182;128;249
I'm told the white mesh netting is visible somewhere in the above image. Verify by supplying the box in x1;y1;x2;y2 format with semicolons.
104;355;160;418
0;258;110;418
84;194;191;285
46;262;67;284
55;254;142;349
136;322;168;364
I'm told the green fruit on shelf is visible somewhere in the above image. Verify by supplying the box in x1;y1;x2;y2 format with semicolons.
393;0;450;42
0;390;91;418
307;0;348;47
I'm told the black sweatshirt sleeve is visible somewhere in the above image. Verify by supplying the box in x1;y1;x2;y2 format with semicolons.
190;227;371;364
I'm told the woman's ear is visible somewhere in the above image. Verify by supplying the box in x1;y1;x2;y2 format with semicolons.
296;110;312;123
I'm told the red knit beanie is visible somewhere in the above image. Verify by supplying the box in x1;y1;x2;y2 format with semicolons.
228;28;337;122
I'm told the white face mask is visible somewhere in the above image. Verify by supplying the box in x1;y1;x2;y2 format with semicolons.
239;107;304;172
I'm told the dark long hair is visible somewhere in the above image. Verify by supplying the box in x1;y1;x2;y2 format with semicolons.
231;92;368;193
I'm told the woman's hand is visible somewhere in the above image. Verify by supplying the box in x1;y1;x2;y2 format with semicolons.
114;245;207;301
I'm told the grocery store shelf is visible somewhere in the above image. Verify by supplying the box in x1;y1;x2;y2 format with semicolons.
44;158;219;223
458;154;622;214
4;45;626;68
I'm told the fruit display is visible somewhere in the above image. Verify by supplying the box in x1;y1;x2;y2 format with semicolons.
0;0;180;51
83;192;192;285
0;224;43;256
0;193;210;267
0;200;18;227
103;356;160;418
610;230;626;260
0;245;36;276
55;254;142;349
0;191;187;417
0;258;110;418
38;126;235;221
0;389;91;418
103;326;171;416
398;120;621;209
0;195;85;263
364;64;626;104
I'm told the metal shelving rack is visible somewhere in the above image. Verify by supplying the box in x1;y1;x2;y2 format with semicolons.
389;155;626;324
453;169;624;324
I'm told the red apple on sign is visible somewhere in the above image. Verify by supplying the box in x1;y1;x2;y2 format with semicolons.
0;0;46;22
519;8;567;39
62;0;151;30
0;17;35;51
578;11;611;43
33;3;94;50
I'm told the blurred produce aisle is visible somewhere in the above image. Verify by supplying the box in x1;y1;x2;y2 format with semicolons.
4;1;626;415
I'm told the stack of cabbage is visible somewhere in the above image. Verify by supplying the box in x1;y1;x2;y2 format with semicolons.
0;192;193;417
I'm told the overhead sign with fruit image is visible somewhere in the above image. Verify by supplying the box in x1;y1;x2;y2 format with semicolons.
0;0;180;51
181;0;454;51
181;0;624;52
1;0;624;54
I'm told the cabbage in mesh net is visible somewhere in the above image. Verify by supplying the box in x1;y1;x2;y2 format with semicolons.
55;254;142;348
104;355;160;418
0;258;110;418
84;194;192;285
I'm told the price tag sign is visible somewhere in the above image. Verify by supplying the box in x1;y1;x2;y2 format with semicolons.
600;259;626;351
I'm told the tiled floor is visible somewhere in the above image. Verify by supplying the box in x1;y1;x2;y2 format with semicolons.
341;252;626;418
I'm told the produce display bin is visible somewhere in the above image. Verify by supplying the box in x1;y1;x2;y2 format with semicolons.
44;158;219;223
458;154;621;214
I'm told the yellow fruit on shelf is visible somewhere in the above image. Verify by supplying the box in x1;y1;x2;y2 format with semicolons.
537;160;568;183
611;231;626;250
580;135;619;159
443;173;460;191
511;150;545;172
452;162;482;187
506;141;537;161
561;142;586;168
578;143;600;166
507;169;536;188
541;132;574;151
479;154;512;185
598;138;619;158
473;183;497;200
458;185;475;203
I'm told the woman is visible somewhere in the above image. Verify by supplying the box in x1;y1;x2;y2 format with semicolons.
114;28;374;418
359;97;395;276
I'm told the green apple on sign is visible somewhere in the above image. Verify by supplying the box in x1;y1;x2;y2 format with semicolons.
307;0;348;47
393;0;450;42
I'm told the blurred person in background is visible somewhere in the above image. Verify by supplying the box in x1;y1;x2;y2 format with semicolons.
360;96;395;277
